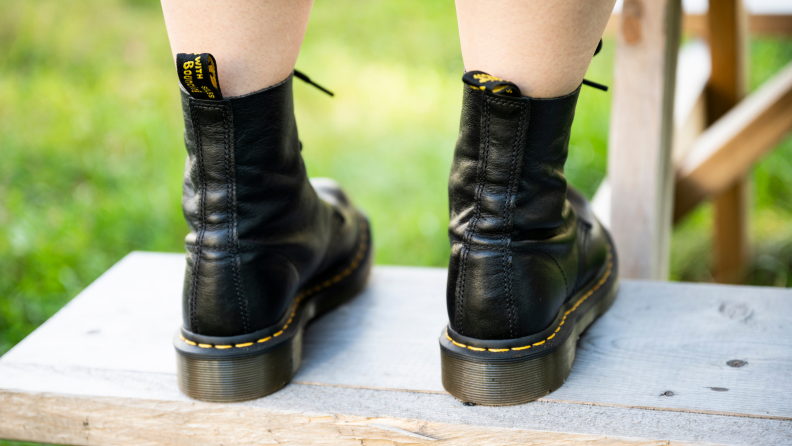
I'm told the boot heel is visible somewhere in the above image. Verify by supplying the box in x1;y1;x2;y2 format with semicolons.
174;330;302;402
440;247;618;406
440;335;576;406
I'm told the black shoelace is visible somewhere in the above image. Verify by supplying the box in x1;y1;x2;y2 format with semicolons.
582;39;608;92
293;69;334;96
296;39;608;97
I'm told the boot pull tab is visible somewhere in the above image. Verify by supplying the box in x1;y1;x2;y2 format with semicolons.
177;53;223;100
293;70;335;97
462;71;522;98
582;39;608;92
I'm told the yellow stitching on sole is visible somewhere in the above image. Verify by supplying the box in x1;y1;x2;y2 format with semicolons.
181;220;369;349
447;248;613;353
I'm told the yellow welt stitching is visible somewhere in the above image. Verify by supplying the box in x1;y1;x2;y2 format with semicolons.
445;247;612;353
181;220;369;349
447;332;468;348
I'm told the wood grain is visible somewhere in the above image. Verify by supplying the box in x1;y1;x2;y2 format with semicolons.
0;391;710;446
607;0;682;279
1;253;791;445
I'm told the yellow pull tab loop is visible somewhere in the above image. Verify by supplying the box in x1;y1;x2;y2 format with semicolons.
176;53;223;100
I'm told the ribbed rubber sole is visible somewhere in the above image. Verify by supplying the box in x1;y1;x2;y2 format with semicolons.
441;333;576;405
175;218;372;402
176;330;302;402
440;242;618;406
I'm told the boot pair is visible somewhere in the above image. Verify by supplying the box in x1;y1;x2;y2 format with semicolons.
172;55;618;405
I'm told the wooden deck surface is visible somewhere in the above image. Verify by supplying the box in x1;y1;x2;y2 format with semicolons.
1;252;790;445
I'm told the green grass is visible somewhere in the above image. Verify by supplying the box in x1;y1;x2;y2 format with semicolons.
0;3;790;442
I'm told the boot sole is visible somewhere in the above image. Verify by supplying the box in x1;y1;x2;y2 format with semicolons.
439;237;618;406
174;218;373;402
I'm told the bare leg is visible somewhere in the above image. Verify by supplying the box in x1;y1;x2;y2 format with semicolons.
161;0;314;97
455;0;616;98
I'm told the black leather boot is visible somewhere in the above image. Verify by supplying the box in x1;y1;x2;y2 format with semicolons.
172;57;372;402
439;72;618;405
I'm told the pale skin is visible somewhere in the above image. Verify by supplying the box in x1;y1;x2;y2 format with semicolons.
160;0;616;99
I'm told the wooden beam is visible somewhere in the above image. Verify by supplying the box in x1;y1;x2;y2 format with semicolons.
592;40;709;230
672;40;710;166
674;61;792;220
608;0;682;280
605;14;792;38
708;0;751;284
714;181;751;283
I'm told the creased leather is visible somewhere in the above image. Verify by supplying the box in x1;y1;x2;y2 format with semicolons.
181;74;363;337
447;85;611;340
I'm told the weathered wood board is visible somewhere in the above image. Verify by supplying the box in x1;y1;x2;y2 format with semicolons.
1;252;791;445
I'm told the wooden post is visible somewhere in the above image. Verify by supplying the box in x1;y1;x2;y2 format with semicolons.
608;0;682;279
707;0;750;284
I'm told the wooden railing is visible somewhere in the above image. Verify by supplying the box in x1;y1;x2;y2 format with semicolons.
595;0;792;282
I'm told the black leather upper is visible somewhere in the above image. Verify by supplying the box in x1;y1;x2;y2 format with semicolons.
180;74;364;337
447;83;609;341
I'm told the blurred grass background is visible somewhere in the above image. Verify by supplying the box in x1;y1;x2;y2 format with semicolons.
0;0;791;415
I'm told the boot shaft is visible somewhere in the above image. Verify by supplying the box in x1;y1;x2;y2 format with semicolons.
449;84;580;240
181;75;330;337
447;81;583;340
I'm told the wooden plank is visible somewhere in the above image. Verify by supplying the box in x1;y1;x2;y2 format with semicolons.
708;0;751;284
2;252;791;445
607;0;682;279
674;61;792;220
0;391;718;446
